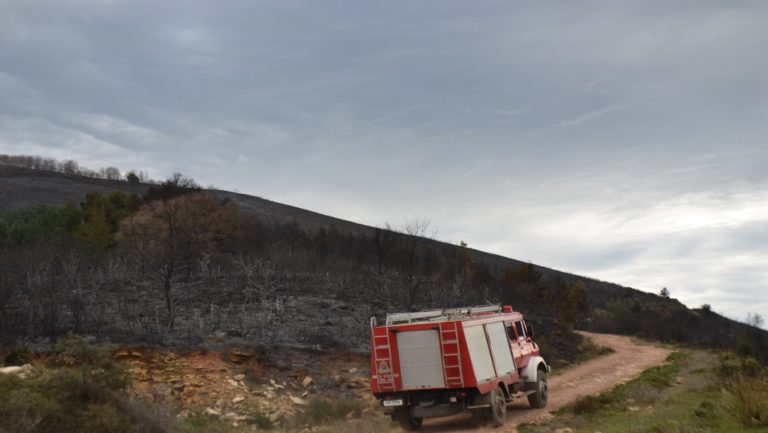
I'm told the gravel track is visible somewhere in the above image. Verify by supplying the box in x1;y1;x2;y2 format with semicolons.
398;331;672;433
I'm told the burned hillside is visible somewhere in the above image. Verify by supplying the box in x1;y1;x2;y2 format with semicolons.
1;162;766;365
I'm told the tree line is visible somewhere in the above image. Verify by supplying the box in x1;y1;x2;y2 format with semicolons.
0;153;152;185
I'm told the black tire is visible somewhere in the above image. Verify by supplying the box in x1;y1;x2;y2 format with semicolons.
394;410;423;431
527;370;549;409
489;387;507;427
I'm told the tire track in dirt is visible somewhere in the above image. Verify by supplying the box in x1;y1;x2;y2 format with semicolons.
399;331;672;433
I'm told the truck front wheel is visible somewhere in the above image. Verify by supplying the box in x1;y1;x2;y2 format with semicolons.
527;370;549;409
393;410;423;431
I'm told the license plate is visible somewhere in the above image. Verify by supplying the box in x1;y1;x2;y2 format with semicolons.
382;399;403;407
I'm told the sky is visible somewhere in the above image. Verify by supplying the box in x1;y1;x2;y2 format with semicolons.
1;0;766;324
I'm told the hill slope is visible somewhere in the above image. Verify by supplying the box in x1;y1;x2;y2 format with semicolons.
1;164;766;362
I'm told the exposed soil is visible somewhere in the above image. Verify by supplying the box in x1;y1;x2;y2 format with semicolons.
120;346;375;425
405;331;673;433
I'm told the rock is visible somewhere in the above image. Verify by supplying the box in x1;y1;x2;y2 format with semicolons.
232;396;245;404
345;411;356;419
234;374;245;381
228;348;254;364
348;368;358;374
227;379;239;387
301;391;309;398
289;395;306;405
554;429;573;433
114;349;132;359
205;407;222;416
302;376;314;387
222;412;247;422
0;364;34;379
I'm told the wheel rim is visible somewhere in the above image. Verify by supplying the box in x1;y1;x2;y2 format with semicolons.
493;390;505;418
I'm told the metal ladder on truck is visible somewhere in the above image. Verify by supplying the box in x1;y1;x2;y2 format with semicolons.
371;318;396;392
440;321;464;387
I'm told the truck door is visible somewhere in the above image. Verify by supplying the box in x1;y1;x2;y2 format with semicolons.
514;320;534;358
506;322;522;360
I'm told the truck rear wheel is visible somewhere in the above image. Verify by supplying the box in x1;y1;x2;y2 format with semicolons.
489;388;507;427
527;370;549;409
393;410;423;431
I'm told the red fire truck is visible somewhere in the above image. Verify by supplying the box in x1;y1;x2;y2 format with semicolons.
370;305;549;429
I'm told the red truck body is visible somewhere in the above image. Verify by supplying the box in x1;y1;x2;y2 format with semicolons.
370;305;549;429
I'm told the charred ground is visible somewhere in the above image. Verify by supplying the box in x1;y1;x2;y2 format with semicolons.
1;163;766;365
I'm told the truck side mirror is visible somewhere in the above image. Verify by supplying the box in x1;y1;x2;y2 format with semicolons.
527;322;535;338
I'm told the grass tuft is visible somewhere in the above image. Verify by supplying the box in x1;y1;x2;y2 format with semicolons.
723;374;768;427
295;397;366;425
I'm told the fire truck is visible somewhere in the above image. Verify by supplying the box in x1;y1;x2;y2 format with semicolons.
370;305;549;429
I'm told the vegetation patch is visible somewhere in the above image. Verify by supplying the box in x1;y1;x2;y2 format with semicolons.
0;336;136;433
574;334;616;365
522;349;768;433
294;397;366;425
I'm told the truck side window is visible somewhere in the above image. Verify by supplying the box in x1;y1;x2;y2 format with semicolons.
514;321;526;340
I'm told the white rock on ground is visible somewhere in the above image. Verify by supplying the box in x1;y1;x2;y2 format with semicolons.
0;364;34;379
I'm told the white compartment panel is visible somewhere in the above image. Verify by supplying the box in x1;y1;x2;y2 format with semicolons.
463;324;495;382
397;330;444;389
486;322;516;375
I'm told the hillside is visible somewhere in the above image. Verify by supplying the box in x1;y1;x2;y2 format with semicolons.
1;164;767;364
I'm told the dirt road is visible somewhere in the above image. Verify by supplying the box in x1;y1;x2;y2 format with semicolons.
403;332;672;433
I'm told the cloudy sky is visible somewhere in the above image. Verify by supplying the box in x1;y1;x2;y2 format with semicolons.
1;0;766;323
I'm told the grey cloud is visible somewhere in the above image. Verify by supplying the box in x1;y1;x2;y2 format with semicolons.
1;0;766;323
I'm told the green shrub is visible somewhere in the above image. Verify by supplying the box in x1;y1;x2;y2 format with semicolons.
4;347;33;366
296;398;366;425
636;362;679;389
249;411;274;430
0;374;60;433
574;336;615;364
52;334;130;403
80;404;137;433
119;397;174;433
172;413;233;433
693;400;716;419
723;374;768;427
571;395;605;414
0;335;145;433
718;353;764;380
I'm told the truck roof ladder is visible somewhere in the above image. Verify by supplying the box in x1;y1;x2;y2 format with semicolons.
385;304;501;326
440;321;464;388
